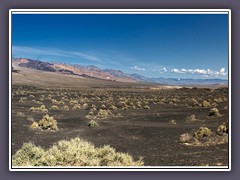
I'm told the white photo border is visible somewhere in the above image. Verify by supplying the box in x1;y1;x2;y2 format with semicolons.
9;9;231;171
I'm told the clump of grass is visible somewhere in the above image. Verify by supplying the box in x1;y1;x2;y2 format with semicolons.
96;109;113;119
16;112;25;117
33;100;43;105
186;114;197;122
50;105;59;110
12;137;144;166
191;98;199;107
29;105;48;113
90;107;97;112
193;127;212;140
169;119;177;125
136;101;142;108
143;105;150;109
19;97;27;103
101;104;106;109
217;121;228;135
88;120;97;127
31;114;58;131
88;111;94;115
31;122;39;129
179;133;192;143
72;104;81;110
85;114;96;120
214;97;223;103
82;103;89;110
29;95;35;98
12;142;46;166
202;100;211;108
62;105;69;111
180;125;228;146
51;99;59;104
115;113;123;117
209;108;222;117
70;99;78;105
109;105;117;110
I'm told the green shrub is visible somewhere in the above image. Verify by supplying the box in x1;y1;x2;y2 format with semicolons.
169;119;177;125
62;105;69;111
85;114;96;120
109;105;117;110
88;111;94;115
19;97;27;103
115;113;123;117
70;99;78;105
50;105;59;110
209;108;221;117
97;109;112;119
193;127;212;140
202;100;211;108
51;99;59;104
12;138;143;166
191;98;199;107
179;133;192;143
143;105;150;109
82;103;89;109
101;104;106;109
16;112;25;117
72;104;81;110
217;121;228;134
12;143;45;166
31;122;39;129
31;114;58;130
88;120;97;127
136;101;142;108
186;114;197;122
29;105;48;113
180;125;228;146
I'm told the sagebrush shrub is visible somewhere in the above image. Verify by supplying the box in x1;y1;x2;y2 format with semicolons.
31;114;58;130
202;100;211;108
29;105;48;113
12;138;144;166
88;120;97;127
186;114;197;122
193;127;212;140
209;108;221;117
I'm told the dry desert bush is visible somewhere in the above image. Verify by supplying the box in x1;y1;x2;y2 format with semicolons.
29;105;48;113
186;114;197;122
12;137;144;166
31;114;58;131
179;124;228;146
209;108;222;117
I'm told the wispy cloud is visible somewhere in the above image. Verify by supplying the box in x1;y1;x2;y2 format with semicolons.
171;68;228;77
153;67;167;74
12;46;103;63
130;65;146;71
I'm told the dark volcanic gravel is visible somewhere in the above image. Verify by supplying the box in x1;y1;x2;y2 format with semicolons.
11;85;229;167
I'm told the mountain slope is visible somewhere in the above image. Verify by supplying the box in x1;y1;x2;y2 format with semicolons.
12;58;137;83
12;58;228;85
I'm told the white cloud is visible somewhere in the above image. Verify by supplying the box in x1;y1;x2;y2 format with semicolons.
162;67;167;72
12;46;103;63
171;68;185;74
171;68;227;77
154;67;168;74
131;65;146;71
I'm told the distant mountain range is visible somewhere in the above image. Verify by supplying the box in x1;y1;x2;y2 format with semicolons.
12;58;228;85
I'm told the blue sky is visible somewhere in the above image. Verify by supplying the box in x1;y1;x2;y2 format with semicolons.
12;13;229;79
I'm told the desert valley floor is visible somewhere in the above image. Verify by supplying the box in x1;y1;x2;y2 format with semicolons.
11;69;229;167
